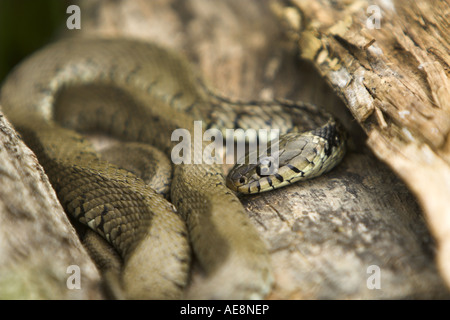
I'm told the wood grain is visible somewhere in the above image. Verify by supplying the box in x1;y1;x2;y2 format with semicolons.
275;0;450;294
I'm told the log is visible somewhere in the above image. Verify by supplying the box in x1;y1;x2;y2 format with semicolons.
0;0;448;299
274;0;450;292
0;113;103;299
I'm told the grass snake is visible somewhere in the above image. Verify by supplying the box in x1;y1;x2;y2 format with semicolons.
0;38;346;299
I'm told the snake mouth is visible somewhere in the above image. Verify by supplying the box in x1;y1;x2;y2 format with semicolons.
227;170;267;194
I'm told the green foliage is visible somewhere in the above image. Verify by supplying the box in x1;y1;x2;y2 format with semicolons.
0;0;67;82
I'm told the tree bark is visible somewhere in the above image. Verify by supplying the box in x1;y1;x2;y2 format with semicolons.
0;113;103;299
0;0;448;299
275;0;450;292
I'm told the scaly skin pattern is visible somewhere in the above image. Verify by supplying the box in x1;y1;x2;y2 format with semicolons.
226;118;346;193
0;38;275;299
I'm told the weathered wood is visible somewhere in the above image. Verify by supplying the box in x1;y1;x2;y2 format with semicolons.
275;0;450;291
0;112;103;299
0;0;448;299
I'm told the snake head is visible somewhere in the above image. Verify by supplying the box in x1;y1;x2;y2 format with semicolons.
226;125;347;194
226;155;280;194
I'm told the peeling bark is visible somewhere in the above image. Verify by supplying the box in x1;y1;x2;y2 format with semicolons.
275;0;450;291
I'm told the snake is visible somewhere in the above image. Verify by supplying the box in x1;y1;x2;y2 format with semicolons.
0;37;346;299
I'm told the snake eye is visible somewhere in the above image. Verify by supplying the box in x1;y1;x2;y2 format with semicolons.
239;176;247;185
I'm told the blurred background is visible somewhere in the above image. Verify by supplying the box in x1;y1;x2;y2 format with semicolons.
0;0;69;82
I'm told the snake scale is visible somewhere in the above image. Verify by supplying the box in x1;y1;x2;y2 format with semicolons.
0;38;346;299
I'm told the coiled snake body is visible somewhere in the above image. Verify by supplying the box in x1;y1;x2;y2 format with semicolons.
0;38;346;299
